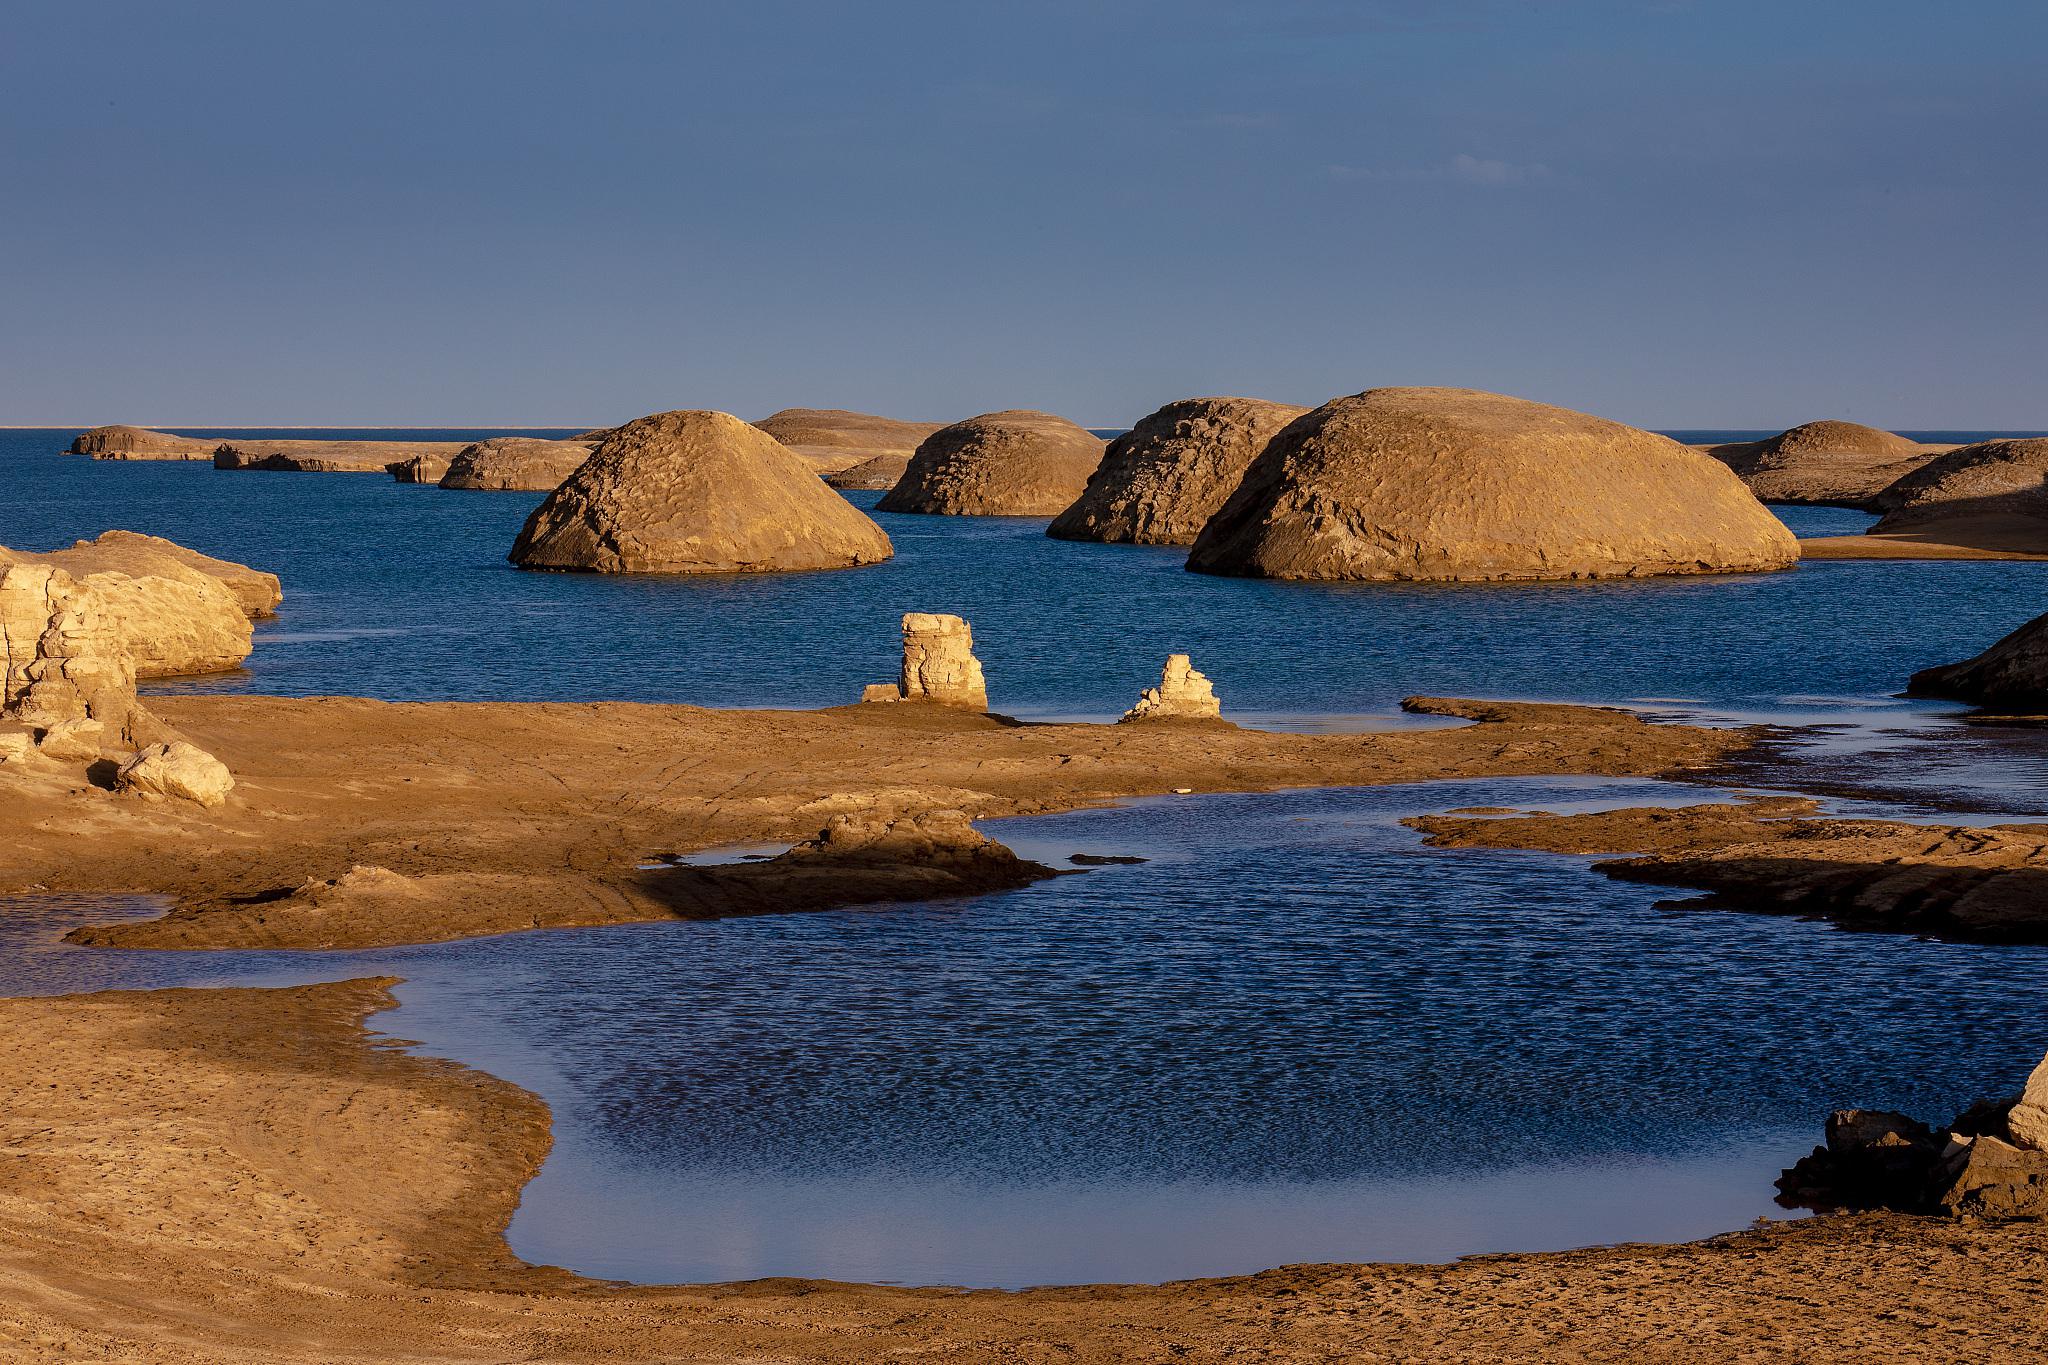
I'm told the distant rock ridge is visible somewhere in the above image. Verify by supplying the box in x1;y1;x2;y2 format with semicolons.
1704;420;1947;507
508;410;894;574
878;410;1107;516
1187;387;1798;582
1049;397;1308;545
66;426;218;461
752;409;947;477
439;437;595;492
1868;437;2048;529
214;439;472;473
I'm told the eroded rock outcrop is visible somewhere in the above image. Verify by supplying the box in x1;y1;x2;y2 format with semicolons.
66;426;218;461
752;409;946;477
1777;1052;2048;1221
1;540;255;677
1704;420;1944;507
388;453;456;484
1870;438;2048;523
0;565;140;734
117;741;234;808
215;440;471;474
439;437;595;492
509;410;894;574
35;531;281;619
1049;397;1308;545
1187;387;1798;582
1909;610;2048;712
825;451;913;491
895;612;987;708
1121;654;1222;722
878;411;1107;516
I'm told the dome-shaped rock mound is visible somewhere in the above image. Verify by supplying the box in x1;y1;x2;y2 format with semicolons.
1869;438;2048;528
879;410;1107;516
1185;387;1799;583
1706;420;1938;506
1909;609;2048;711
752;409;946;477
508;410;894;574
1048;397;1309;545
440;437;596;492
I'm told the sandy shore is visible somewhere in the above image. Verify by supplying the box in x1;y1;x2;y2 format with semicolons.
3;693;1747;951
2;976;2042;1363
6;695;2046;1359
1800;513;2048;560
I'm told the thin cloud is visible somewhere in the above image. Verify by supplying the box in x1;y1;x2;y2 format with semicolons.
1328;153;1554;185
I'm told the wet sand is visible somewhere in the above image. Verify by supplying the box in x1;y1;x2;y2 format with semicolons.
1800;513;2048;560
2;693;1747;951
2;976;2042;1363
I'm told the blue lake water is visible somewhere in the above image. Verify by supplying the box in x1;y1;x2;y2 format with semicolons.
3;429;2045;724
9;778;2048;1286
5;426;2048;1284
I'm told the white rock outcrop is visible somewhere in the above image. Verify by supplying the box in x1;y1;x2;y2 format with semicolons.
117;742;234;808
2009;1051;2048;1152
898;613;988;708
1120;654;1222;722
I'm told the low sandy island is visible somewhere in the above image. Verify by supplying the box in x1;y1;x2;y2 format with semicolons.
1800;513;2048;560
5;695;2047;1360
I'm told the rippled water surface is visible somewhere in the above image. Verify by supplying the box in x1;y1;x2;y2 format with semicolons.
6;428;2048;1284
8;780;2047;1285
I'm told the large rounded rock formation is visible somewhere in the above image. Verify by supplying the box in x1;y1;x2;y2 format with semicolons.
508;410;894;574
1909;610;2048;711
752;409;946;478
878;411;1106;516
1048;397;1308;545
439;437;596;492
1868;438;2048;528
1185;387;1799;583
1704;421;1942;507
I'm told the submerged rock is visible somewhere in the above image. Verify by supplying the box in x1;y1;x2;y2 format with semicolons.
897;612;987;708
439;437;595;492
1909;609;2048;711
752;409;946;477
67;425;220;461
508;410;894;574
1705;420;1942;507
1121;654;1222;722
878;410;1106;516
117;741;234;808
1049;397;1307;545
1187;387;1798;582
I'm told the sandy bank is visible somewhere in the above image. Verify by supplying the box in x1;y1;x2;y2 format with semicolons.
2;693;1747;951
1408;795;2048;942
1;976;2039;1363
1799;514;2048;560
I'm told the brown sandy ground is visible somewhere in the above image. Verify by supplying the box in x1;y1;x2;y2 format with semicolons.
1799;512;2048;560
2;976;2043;1364
1408;795;2048;942
0;693;1750;951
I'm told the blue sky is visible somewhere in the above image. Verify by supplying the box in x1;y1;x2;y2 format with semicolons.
3;0;2043;427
